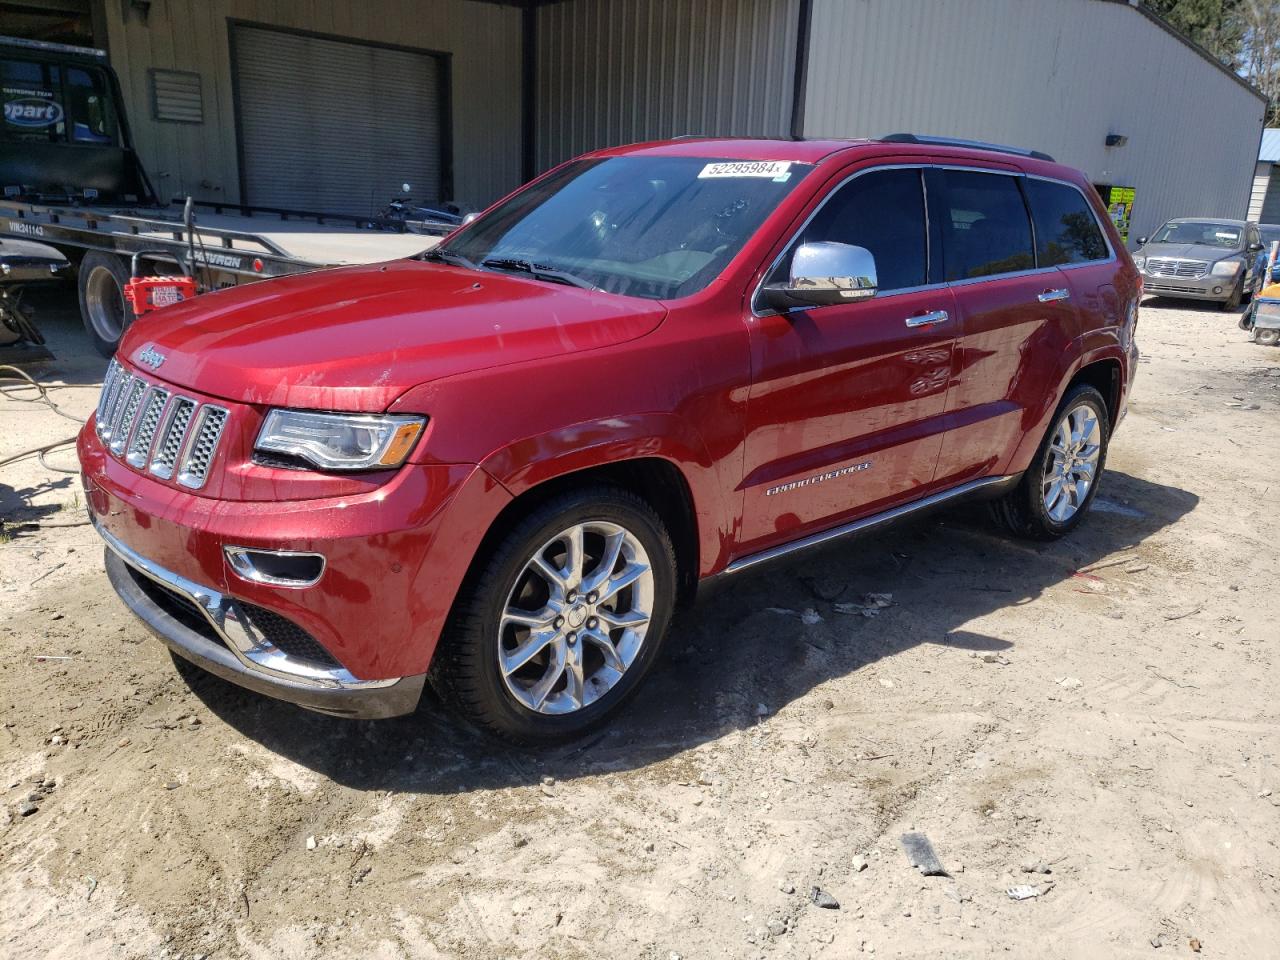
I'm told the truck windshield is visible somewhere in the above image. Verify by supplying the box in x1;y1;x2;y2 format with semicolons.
432;156;811;299
1151;221;1243;249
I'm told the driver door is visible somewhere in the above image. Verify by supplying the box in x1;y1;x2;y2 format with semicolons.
738;164;957;555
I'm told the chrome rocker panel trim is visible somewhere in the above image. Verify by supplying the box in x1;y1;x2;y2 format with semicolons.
720;475;1018;577
94;518;423;719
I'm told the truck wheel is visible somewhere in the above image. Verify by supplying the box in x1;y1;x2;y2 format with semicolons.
1258;328;1280;346
1222;279;1244;312
78;251;135;358
991;383;1110;541
433;486;677;745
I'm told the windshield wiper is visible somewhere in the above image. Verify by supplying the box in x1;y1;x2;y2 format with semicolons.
481;257;600;291
419;247;480;271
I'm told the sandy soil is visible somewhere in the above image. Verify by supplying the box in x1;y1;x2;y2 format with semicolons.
2;285;1278;960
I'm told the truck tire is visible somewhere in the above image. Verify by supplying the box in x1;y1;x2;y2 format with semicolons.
433;486;677;745
77;251;135;358
990;383;1111;541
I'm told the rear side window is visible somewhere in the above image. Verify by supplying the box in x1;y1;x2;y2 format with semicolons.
769;167;928;293
1023;178;1108;265
932;170;1034;280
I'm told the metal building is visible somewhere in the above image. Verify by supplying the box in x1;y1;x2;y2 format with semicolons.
5;0;1265;242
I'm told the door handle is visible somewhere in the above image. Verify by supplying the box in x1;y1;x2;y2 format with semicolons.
904;310;949;328
1038;288;1071;303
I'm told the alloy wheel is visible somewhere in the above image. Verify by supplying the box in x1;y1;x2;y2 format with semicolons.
1042;402;1102;523
498;521;654;715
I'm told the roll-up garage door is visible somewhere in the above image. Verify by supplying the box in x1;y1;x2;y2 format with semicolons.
231;25;445;216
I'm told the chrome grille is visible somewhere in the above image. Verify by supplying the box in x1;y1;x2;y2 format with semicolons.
150;397;195;480
92;364;230;491
109;378;148;455
1146;257;1208;279
177;405;228;489
125;387;169;468
95;360;122;438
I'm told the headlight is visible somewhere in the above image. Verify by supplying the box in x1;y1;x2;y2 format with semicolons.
1211;260;1243;277
1133;256;1146;271
255;410;425;470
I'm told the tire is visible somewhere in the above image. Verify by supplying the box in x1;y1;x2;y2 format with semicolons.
1222;278;1243;312
990;383;1110;541
432;486;678;745
77;251;136;358
1258;327;1280;346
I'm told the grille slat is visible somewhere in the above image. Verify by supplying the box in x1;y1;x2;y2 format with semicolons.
93;365;230;491
177;406;228;489
150;397;196;480
95;360;122;438
109;378;148;455
1147;257;1208;279
125;388;170;468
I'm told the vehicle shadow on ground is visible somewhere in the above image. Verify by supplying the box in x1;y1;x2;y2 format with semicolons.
1142;294;1246;316
179;469;1197;792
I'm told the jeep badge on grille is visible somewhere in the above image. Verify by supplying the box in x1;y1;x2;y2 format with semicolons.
136;344;166;370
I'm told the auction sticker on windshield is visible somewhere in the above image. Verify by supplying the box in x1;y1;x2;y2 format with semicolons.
698;161;792;180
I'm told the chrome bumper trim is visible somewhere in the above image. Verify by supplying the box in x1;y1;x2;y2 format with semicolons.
92;516;396;691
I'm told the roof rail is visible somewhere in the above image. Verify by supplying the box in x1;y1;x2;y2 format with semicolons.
880;133;1055;163
0;35;106;59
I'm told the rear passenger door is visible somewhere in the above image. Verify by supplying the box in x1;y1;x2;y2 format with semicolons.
929;168;1080;486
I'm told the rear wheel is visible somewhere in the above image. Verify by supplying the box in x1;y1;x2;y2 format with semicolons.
77;252;135;357
991;384;1110;540
1258;327;1280;346
432;486;677;744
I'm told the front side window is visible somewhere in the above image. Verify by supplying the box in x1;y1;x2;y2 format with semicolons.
64;67;116;144
1023;178;1108;265
933;169;1035;280
435;156;811;300
765;167;929;294
1152;221;1243;249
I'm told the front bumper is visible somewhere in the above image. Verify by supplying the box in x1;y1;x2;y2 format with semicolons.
100;522;424;718
1141;272;1237;301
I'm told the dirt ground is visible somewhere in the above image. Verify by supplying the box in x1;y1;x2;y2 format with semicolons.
2;284;1278;960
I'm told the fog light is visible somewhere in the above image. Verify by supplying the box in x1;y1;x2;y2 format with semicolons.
225;547;325;588
1213;286;1224;295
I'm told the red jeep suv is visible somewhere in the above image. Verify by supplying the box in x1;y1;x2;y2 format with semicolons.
79;135;1140;743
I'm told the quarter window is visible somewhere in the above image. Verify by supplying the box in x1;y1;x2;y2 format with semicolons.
768;167;928;293
932;170;1035;280
1023;178;1108;265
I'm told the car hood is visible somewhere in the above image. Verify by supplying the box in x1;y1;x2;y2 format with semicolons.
1139;242;1243;263
118;260;667;411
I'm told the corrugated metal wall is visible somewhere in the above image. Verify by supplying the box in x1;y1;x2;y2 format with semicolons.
801;0;1265;244
1250;162;1270;222
535;0;800;172
103;0;523;210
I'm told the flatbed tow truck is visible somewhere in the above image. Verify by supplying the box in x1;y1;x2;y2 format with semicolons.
1;35;443;357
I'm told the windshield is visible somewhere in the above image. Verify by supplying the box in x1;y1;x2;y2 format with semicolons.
433;156;812;299
1151;221;1243;249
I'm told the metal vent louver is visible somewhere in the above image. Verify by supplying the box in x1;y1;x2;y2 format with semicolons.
177;406;228;489
150;397;196;480
125;387;170;468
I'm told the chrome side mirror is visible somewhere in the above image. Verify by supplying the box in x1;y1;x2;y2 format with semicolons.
761;241;878;311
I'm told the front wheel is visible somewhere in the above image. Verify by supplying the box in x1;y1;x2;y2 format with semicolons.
1222;278;1244;312
991;384;1110;540
432;486;677;744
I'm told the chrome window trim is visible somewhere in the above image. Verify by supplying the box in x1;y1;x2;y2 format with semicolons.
92;516;393;690
752;163;1116;318
225;546;327;589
